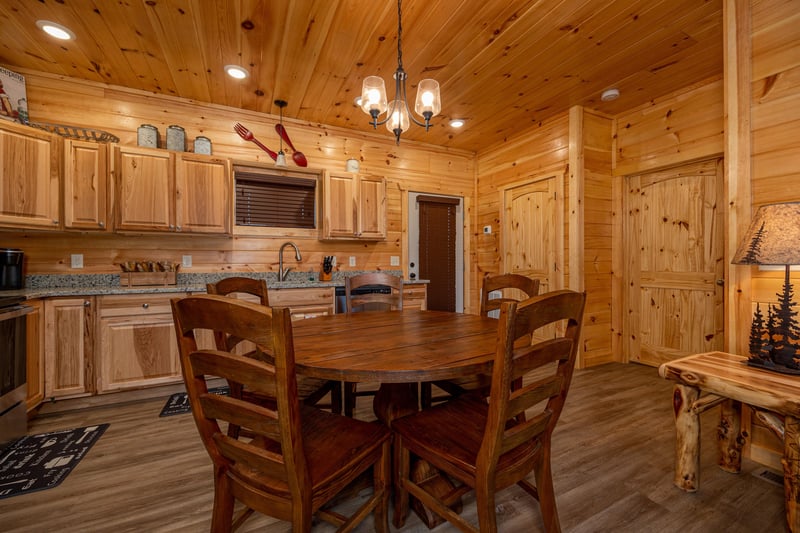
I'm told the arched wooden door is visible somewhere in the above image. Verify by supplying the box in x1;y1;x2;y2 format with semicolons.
624;159;724;366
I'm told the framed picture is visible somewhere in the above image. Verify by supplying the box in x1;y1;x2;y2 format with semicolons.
0;66;28;124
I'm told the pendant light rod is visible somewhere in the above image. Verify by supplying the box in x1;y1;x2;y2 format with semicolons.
359;0;441;144
274;99;288;167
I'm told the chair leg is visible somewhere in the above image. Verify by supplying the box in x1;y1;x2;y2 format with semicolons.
330;380;342;415
420;382;432;409
393;435;411;529
211;468;234;533
344;381;357;417
374;440;391;533
475;475;498;533
533;442;561;533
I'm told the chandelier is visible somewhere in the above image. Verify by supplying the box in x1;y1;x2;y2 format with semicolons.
359;0;441;144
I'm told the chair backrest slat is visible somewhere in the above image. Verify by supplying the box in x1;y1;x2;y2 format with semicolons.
480;289;586;472
345;273;403;313
480;273;540;317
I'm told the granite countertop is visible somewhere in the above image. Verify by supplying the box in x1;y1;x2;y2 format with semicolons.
4;271;429;300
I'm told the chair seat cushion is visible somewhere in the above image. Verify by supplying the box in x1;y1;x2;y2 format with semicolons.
392;393;538;485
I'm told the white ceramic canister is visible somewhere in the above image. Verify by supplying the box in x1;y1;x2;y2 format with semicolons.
193;136;212;155
137;124;159;148
166;125;186;151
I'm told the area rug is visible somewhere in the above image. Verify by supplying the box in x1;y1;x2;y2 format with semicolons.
159;385;229;417
0;424;109;500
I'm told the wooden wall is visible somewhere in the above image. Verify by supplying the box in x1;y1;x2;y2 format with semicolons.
1;70;475;284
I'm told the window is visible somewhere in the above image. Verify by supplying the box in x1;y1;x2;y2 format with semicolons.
233;164;317;230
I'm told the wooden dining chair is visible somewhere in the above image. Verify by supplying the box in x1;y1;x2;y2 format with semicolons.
393;289;586;533
421;273;540;408
343;272;403;417
171;294;391;533
206;277;342;418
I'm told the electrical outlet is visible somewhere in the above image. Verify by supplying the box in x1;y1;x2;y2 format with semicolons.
390;256;400;266
182;255;192;268
483;225;492;234
349;256;356;267
70;254;83;269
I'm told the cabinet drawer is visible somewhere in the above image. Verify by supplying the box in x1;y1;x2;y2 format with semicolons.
99;293;183;317
269;287;334;308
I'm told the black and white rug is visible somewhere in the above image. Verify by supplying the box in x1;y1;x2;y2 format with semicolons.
159;386;230;417
0;424;109;500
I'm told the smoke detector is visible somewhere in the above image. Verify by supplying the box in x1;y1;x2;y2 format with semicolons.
601;88;620;102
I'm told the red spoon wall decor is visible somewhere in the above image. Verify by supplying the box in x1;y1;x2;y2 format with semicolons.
275;123;308;167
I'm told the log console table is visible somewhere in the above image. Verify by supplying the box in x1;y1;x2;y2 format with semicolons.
659;351;800;532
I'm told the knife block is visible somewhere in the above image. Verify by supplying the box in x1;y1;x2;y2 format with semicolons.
319;271;332;281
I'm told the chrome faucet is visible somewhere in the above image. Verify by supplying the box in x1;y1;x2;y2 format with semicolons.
278;242;302;282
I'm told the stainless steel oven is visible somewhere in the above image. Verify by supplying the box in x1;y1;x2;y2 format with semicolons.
0;296;31;450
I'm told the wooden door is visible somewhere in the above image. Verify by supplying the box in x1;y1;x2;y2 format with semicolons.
64;139;108;230
114;145;173;232
175;153;230;234
502;173;563;295
45;297;94;399
625;159;724;366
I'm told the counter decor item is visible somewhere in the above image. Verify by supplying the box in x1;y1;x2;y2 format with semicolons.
137;124;158;147
193;135;211;154
346;158;360;173
29;121;120;143
320;256;333;281
118;260;180;287
0;66;27;124
166;124;186;151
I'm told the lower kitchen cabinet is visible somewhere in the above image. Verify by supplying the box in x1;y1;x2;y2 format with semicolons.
96;293;182;393
45;297;95;400
403;284;428;311
270;287;335;320
25;299;44;412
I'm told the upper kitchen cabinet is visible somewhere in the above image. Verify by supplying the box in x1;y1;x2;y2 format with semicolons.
113;145;231;234
321;172;386;240
64;139;109;231
0;120;60;230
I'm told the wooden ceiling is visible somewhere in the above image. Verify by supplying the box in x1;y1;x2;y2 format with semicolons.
0;0;723;152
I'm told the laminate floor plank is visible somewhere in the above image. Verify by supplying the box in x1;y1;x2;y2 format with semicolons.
1;363;785;532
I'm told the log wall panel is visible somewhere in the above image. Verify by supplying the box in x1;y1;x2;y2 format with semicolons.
2;71;474;278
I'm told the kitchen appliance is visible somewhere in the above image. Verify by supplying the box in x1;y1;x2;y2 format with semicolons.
334;284;391;314
0;295;31;449
0;248;24;290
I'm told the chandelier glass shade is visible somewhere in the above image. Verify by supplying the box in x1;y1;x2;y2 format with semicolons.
360;0;441;143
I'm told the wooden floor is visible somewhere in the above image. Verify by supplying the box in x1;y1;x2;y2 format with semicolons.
1;363;786;532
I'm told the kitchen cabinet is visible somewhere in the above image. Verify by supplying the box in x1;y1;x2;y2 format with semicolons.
321;172;386;240
0;120;60;230
64;139;109;230
114;145;231;234
45;297;95;399
270;287;335;320
403;284;428;311
25;299;44;412
96;293;182;393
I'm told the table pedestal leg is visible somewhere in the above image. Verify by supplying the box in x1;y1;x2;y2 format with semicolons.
717;399;743;473
673;384;700;491
783;415;800;532
373;383;418;426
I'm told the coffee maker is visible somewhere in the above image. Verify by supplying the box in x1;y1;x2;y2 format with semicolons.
0;249;24;290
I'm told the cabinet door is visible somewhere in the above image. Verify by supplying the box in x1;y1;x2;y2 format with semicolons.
0;120;60;229
322;172;357;238
357;174;387;240
97;294;181;393
64;139;108;230
45;298;94;399
25;299;44;411
175;153;231;234
403;284;428;311
114;145;174;231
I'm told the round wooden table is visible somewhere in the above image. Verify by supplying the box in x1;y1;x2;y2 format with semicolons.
292;309;498;423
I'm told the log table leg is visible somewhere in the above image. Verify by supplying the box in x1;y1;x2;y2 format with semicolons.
717;399;743;473
783;415;800;532
673;384;701;491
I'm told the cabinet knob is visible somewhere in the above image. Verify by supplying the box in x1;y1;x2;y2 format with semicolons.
169;224;174;230
142;303;149;309
83;300;91;307
53;219;59;224
98;221;105;228
176;226;182;231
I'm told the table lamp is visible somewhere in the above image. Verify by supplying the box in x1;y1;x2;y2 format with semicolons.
732;201;800;373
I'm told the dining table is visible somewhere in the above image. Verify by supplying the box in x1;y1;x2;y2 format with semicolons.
290;308;500;528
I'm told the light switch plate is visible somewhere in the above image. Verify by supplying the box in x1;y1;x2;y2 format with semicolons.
349;256;356;267
70;254;83;269
390;256;400;266
182;255;192;268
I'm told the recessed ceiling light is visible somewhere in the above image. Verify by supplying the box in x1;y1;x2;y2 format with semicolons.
224;65;249;80
449;119;465;128
36;20;75;41
601;88;620;102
